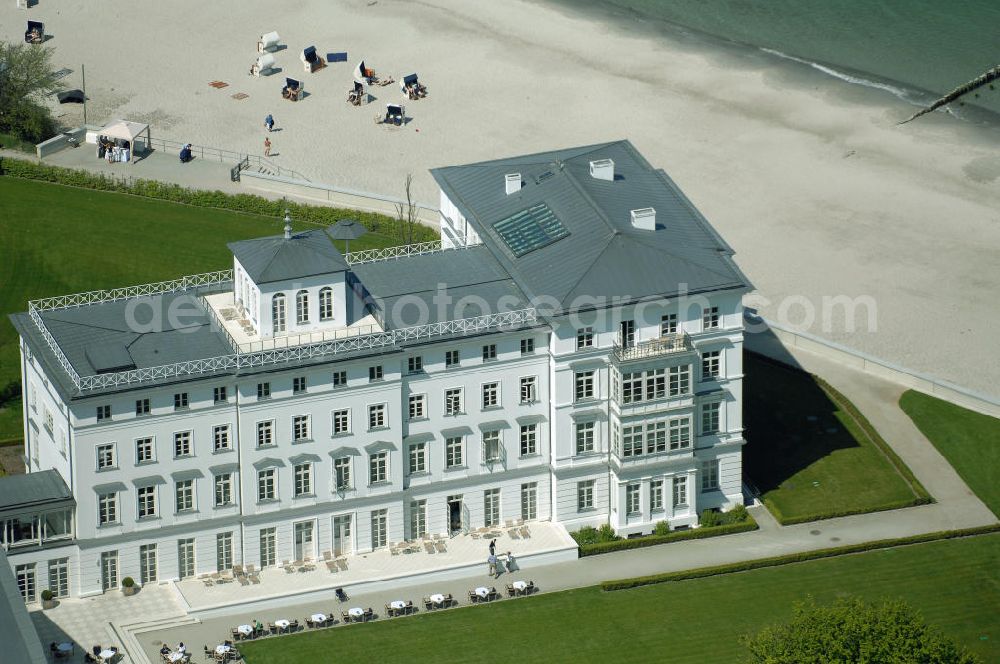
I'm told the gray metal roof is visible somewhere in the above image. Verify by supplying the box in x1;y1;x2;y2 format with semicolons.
431;140;751;312
0;470;73;513
228;229;348;284
0;548;47;664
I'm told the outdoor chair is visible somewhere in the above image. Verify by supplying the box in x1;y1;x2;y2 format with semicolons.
424;541;435;554
527;580;536;594
423;597;433;610
267;623;277;635
435;540;447;553
230;628;240;641
444;593;454;606
289;620;299;632
506;584;515;597
468;590;477;603
336;559;348;571
509;529;520;540
384;603;394;617
363;608;374;621
305;618;315;629
301;46;325;73
326;559;338;572
341;611;351;623
24;21;43;44
405;600;414;614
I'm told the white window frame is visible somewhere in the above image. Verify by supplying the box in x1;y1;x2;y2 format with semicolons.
519;424;537;457
408;394;426;420
332;409;351;435
444;388;463;415
257;468;276;502
294;463;313;497
173;430;193;458
257;420;274;448
519;376;537;404
96;443;116;470
626;483;641;515
368;403;387;430
292;414;311;442
175;479;195;513
214;473;233;506
137;485;157;519
577;480;595;511
334;457;352;490
575;422;595;455
445;436;464;468
369;451;388;485
481;382;500;409
408;442;427;474
296;289;310;325
319;287;334;321
213;424;231;452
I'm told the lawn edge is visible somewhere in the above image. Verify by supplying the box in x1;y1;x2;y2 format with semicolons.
577;515;758;556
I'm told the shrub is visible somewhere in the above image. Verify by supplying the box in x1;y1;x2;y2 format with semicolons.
653;520;670;536
700;510;722;528
571;526;600;546
724;503;749;524
121;576;135;588
597;523;621;543
41;589;53;601
581;519;758;557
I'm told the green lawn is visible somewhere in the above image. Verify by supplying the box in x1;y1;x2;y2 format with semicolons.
743;353;924;523
0;131;36;153
0;177;398;439
240;533;1000;664
900;390;1000;517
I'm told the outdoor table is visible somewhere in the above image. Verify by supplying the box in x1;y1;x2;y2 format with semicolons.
167;653;184;663
237;624;253;636
215;645;231;655
310;613;327;623
474;586;490;598
348;607;364;618
389;600;406;611
512;580;528;593
98;650;116;662
429;593;445;605
274;619;290;632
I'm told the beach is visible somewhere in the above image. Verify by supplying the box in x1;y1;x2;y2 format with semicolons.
2;0;999;397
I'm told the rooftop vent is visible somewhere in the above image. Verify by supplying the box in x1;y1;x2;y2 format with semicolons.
505;173;521;195
589;159;615;181
631;207;656;231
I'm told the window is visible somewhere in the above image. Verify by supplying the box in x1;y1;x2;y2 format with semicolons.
369;451;388;484
272;294;286;333
409;500;427;538
576;327;594;350
332;370;347;387
482;382;499;409
646;421;667;454
520;338;534;355
135;398;150;416
650;480;664;511
577;480;595;511
575;422;595;455
369;365;383;382
257;420;274;448
519;376;537;403
669;418;692;450
621;368;665;404
213;425;231;451
408;442;427;474
370;509;388;549
96;443;116;470
16;563;36;602
701;460;720;491
214;473;233;506
175;480;194;513
174;392;188;410
173;431;193;458
482;344;497;362
135;437;154;464
701;402;721;435
661;313;678;335
407;356;423;374
484;488;500;526
575;370;595;401
626;483;641;514
293;376;307;394
100;551;119;591
98;493;117;525
334;457;351;490
177;539;195;580
673;476;688;506
294;463;313;496
96;404;111;421
139;545;157;585
259;527;277;567
445;350;460;367
257;382;271;399
214;386;227;403
622;425;643;458
137;485;157;519
368;404;386;430
702;350;721;380
43;407;53;433
217;532;234;572
293;415;311;441
669;365;691;396
445;436;463;468
445;388;463;415
296;289;309;325
703;306;720;330
257;469;276;501
482;430;501;464
519;424;537;456
319;287;334;321
521;482;537;520
408;394;426;420
619;320;635;348
332;409;350;435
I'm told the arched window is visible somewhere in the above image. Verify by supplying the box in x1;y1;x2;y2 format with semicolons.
319;287;333;321
272;293;286;333
296;290;310;325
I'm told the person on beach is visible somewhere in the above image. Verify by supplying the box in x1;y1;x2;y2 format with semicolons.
265;114;274;132
264;137;272;156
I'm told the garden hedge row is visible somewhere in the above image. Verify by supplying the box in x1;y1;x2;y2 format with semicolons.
579;516;758;557
0;157;437;242
600;523;1000;591
767;495;934;527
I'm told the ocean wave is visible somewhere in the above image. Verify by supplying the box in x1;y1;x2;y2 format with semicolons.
760;47;925;107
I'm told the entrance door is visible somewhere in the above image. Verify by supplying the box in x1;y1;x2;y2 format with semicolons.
294;521;315;562
333;515;352;557
447;496;463;535
100;551;118;592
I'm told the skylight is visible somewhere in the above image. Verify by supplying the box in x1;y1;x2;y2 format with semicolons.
493;203;569;257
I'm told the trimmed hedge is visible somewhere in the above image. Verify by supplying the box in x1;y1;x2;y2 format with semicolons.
600;523;1000;591
0;157;438;242
579;515;758;557
768;496;933;526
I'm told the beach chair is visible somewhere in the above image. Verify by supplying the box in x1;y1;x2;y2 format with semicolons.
24;21;43;44
301;46;325;73
347;80;365;106
258;31;280;53
282;78;303;102
250;53;276;78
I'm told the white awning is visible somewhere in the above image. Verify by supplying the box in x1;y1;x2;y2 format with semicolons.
98;119;149;143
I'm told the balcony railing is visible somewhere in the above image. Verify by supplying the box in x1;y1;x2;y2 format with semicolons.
613;333;692;363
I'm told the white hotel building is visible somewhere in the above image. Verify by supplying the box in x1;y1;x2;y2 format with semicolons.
4;141;750;600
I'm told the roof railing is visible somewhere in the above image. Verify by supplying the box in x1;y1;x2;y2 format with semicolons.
29;270;234;311
345;241;453;264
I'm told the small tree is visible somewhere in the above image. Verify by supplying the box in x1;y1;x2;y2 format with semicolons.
742;597;979;664
0;41;61;143
393;173;418;245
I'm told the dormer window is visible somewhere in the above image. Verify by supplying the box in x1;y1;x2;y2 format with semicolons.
272;293;286;333
319;287;333;321
296;290;309;325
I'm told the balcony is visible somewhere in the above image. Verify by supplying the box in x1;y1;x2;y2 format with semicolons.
613;333;692;363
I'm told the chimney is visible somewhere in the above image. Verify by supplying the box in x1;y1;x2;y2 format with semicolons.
505;173;521;195
630;207;656;231
589;159;614;181
283;209;292;239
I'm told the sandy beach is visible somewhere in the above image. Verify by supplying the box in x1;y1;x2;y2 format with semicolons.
2;0;999;397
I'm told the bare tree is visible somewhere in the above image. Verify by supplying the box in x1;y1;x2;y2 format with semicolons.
393;173;418;244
